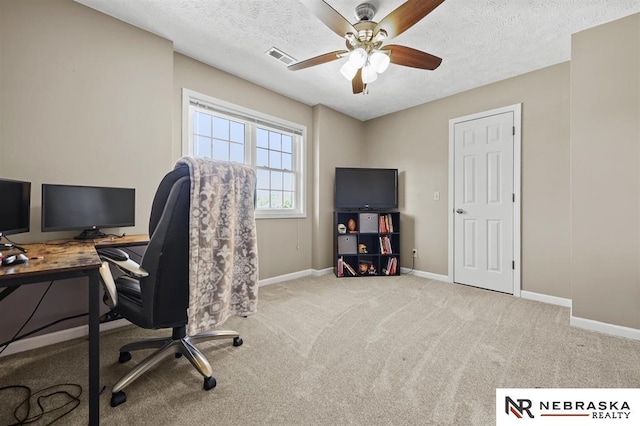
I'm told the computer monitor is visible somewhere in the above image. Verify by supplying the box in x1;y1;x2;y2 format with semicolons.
0;177;31;236
41;184;135;240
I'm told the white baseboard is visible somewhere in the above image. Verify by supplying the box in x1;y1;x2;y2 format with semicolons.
570;316;640;341
258;267;334;287
1;318;131;358
521;290;572;308
312;267;334;276
258;269;314;286
400;268;449;282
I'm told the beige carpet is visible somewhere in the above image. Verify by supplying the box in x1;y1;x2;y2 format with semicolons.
1;274;640;425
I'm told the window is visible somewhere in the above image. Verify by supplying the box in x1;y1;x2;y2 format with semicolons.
183;89;306;219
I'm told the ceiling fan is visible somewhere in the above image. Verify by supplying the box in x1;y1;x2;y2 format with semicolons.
289;0;445;94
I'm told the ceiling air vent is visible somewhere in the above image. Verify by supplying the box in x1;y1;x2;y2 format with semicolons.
266;47;296;66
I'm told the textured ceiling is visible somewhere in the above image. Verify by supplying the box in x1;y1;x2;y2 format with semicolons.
75;0;640;121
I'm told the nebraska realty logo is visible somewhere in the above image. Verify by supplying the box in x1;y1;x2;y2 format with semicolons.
496;389;640;425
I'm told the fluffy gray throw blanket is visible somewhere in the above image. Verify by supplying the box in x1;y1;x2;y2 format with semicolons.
175;157;259;335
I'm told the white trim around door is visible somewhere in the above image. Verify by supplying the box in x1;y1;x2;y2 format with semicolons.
447;104;522;296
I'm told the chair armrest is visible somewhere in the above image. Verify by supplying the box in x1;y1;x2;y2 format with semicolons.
97;247;149;278
99;261;118;308
102;256;149;278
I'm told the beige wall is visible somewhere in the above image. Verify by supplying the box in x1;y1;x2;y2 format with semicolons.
0;0;174;342
0;0;174;240
364;63;571;298
311;105;365;270
570;14;640;328
172;53;314;279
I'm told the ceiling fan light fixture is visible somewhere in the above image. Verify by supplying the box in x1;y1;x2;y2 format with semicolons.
348;48;368;68
370;51;390;73
361;63;377;84
340;61;358;80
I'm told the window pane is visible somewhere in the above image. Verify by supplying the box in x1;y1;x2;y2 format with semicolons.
269;150;281;169
230;121;244;143
257;128;269;148
282;135;292;153
230;142;244;163
188;93;303;216
196;112;212;137
213;116;229;139
257;148;269;167
269;132;281;151
196;136;211;158
283;172;293;191
256;190;270;208
282;153;292;171
270;191;282;209
256;169;269;190
271;171;283;190
283;191;293;209
212;139;229;161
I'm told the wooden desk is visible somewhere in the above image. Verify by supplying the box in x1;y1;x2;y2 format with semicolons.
93;233;150;248
0;234;149;425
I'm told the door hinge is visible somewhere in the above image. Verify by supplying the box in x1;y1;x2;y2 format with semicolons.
512;193;515;202
512;261;515;270
512;126;515;136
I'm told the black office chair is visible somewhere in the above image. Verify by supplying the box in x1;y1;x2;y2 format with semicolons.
98;164;245;407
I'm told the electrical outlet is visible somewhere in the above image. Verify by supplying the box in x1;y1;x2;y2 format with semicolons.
412;248;418;258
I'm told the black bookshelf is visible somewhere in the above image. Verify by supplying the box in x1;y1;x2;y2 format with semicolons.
334;211;400;278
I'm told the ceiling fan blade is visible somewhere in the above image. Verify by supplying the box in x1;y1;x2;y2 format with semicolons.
288;50;348;71
374;0;446;39
301;0;357;38
352;68;365;94
386;45;442;70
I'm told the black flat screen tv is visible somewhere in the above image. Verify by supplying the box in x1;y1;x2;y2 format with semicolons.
334;167;398;210
0;178;31;236
42;184;135;240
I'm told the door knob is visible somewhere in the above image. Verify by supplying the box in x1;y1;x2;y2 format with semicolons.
456;208;464;214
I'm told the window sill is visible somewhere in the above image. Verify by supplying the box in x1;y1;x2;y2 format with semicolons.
256;210;306;220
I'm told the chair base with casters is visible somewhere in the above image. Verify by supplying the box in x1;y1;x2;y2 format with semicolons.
110;325;243;407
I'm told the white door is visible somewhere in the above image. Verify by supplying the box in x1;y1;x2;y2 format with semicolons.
453;111;514;293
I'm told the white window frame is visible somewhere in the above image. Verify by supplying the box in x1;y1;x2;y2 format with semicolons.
182;88;306;219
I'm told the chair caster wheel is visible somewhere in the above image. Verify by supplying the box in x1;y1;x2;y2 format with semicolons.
118;352;131;363
110;391;126;407
175;353;183;358
203;376;216;391
233;336;243;347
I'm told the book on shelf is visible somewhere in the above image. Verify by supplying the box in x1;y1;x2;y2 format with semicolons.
343;259;357;277
378;235;392;254
379;214;394;234
337;257;344;277
383;257;397;275
379;215;388;233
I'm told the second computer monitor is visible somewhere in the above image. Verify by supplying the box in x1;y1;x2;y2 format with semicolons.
41;183;135;240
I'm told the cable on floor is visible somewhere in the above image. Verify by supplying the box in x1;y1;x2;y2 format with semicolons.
0;384;82;425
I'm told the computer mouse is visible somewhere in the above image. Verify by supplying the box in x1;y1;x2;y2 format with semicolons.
1;253;28;266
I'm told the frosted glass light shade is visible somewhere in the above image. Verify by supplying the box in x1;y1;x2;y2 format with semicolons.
370;51;390;73
348;48;367;68
340;62;358;80
361;64;377;84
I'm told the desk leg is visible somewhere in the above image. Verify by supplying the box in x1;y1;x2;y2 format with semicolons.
88;270;100;425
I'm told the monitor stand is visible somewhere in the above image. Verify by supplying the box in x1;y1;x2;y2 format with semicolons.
74;229;107;240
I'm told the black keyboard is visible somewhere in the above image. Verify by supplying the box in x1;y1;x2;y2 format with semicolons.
97;247;129;262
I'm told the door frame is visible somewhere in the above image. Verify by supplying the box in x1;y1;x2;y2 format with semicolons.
447;104;522;296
